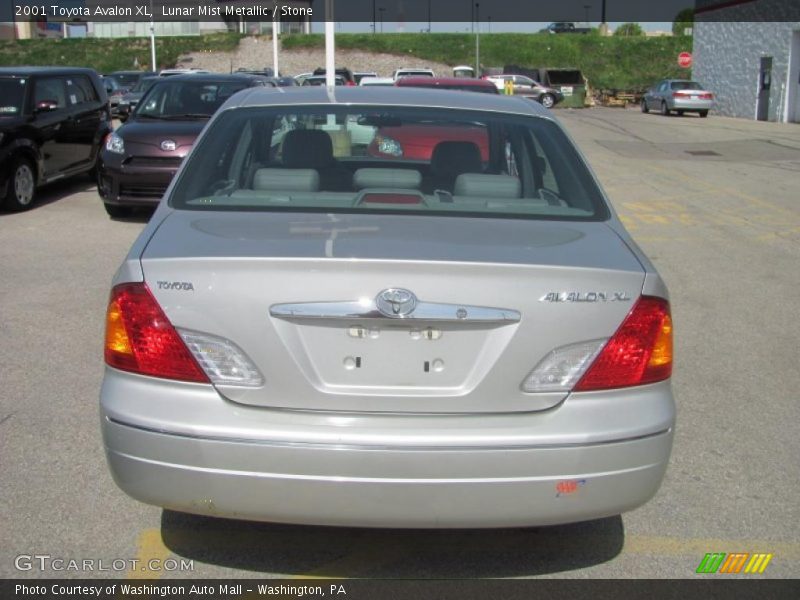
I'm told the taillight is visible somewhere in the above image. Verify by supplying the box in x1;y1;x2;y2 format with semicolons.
574;296;672;391
104;283;210;383
672;91;687;98
700;92;714;100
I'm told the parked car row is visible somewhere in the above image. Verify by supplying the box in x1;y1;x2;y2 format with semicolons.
1;62;715;214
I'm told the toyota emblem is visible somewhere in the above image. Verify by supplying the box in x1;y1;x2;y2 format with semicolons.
376;288;417;318
160;139;177;151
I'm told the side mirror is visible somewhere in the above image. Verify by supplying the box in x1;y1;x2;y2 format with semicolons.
35;100;59;112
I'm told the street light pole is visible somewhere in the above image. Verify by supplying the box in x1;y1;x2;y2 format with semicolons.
325;0;334;88
372;0;376;34
272;11;279;76
149;0;156;72
470;1;474;34
427;0;431;33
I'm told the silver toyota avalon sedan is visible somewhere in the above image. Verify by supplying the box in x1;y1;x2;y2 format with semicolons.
101;86;675;528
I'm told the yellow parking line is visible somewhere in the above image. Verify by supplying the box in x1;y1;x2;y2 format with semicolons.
292;541;408;579
126;528;172;579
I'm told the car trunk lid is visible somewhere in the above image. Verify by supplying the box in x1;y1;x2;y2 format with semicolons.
140;211;645;413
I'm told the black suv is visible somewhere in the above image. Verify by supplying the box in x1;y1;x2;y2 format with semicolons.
0;67;111;211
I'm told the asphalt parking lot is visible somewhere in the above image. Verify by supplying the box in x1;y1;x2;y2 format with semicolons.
1;106;798;580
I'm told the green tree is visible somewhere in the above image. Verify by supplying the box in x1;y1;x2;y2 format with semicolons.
614;23;645;37
672;9;694;36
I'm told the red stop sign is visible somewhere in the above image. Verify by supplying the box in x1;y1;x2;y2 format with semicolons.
678;52;693;68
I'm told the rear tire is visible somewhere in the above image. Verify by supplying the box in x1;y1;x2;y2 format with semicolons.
641;99;649;113
3;157;36;211
540;94;555;109
699;110;709;118
660;102;670;116
104;203;133;219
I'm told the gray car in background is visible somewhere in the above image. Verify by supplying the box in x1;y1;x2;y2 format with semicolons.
101;87;675;528
642;79;715;117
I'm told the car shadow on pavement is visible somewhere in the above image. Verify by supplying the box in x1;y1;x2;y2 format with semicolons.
160;510;624;577
0;177;94;213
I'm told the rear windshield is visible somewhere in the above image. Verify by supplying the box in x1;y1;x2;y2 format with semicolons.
405;83;498;94
136;80;250;118
132;76;158;93
671;81;702;90
169;106;608;221
397;71;434;78
0;77;26;116
111;73;141;87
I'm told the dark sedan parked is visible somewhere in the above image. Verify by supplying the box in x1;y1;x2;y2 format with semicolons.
0;66;111;211
98;73;273;218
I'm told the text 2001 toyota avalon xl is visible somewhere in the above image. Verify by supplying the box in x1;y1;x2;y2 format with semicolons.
101;86;674;528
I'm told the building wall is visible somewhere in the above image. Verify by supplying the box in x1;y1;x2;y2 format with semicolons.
693;1;800;122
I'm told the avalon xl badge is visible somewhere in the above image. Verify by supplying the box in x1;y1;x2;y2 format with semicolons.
376;288;417;317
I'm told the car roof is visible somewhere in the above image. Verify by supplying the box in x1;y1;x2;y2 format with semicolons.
154;73;267;83
0;66;99;77
225;86;552;118
397;77;496;87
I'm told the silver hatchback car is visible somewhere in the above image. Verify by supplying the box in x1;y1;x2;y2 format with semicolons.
101;87;675;528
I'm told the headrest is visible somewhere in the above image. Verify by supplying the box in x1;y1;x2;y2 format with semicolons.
353;168;422;190
430;141;482;176
453;174;521;199
282;129;334;169
253;168;320;192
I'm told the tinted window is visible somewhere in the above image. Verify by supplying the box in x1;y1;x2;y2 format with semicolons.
0;77;27;116
169;106;607;221
671;81;702;90
67;76;98;105
136;80;249;118
34;77;67;110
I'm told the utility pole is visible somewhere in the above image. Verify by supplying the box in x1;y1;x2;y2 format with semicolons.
474;3;480;76
379;7;385;33
372;0;376;33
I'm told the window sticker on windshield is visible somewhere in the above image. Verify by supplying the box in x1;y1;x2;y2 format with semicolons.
70;94;78;104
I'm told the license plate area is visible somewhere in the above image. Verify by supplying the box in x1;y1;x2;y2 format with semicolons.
275;319;517;396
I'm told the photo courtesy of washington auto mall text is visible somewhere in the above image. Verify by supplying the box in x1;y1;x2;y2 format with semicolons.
13;583;346;598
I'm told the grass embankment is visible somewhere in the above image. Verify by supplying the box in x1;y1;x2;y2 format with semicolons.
0;32;691;91
284;33;693;91
0;33;240;73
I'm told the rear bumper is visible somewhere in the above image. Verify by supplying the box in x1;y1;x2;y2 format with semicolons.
101;371;675;528
668;98;714;111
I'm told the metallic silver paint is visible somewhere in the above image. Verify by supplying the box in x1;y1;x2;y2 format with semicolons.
102;88;675;527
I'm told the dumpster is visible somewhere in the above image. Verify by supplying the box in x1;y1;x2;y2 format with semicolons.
503;65;588;108
540;69;587;108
